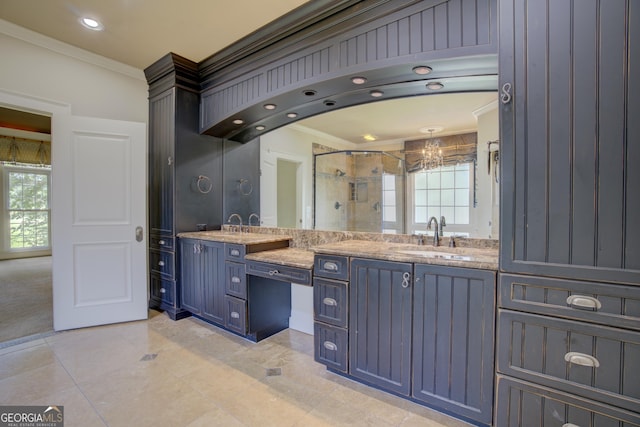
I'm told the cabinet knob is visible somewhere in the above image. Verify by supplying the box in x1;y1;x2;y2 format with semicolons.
562;424;581;427
564;352;600;368
158;240;166;245
323;341;338;351
231;276;241;283
268;269;279;276
160;288;166;294
323;297;338;306
230;249;240;257
158;261;165;267
566;295;602;311
230;311;240;319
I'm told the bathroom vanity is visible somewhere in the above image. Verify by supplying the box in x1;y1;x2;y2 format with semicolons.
312;240;498;426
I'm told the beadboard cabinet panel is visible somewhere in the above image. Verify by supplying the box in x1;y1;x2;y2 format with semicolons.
499;0;640;284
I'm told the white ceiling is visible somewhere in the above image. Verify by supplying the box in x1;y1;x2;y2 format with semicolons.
0;1;498;143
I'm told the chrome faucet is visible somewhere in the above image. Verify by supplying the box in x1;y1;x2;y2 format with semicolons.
227;213;243;233
439;215;446;236
427;216;440;246
248;213;260;227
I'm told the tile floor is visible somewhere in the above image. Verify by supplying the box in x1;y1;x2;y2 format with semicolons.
0;310;472;427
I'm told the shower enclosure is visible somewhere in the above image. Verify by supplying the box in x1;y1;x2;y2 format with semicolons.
314;150;405;233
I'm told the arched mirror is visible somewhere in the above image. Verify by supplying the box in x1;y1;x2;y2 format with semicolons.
259;91;499;239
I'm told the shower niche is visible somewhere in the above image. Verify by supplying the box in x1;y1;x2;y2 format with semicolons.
314;150;405;233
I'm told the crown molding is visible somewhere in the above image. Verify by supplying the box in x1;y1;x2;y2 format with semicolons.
0;19;145;81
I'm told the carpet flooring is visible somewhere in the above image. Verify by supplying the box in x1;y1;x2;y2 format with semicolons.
0;256;53;343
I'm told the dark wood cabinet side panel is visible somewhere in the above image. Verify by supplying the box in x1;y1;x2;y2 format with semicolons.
546;0;572;265
626;0;640;271
149;90;175;235
596;3;628;269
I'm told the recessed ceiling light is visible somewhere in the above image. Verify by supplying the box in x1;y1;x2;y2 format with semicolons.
369;90;384;98
80;17;103;31
324;100;336;107
286;112;298;118
256;125;266;131
263;104;276;110
303;89;317;96
412;65;432;75
363;134;377;141
232;119;244;125
351;76;367;85
426;82;444;90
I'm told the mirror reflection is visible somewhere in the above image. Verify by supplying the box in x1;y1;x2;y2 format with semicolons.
259;91;499;239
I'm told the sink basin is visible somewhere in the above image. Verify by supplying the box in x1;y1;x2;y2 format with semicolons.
395;250;473;261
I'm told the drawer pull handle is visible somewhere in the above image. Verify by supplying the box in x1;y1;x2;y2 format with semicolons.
323;297;338;306
158;240;166;245
160;288;166;294
231;276;241;283
566;295;602;310
269;270;279;276
323;341;337;351
230;311;240;319
230;249;240;257
564;352;600;368
158;261;165;267
323;261;338;271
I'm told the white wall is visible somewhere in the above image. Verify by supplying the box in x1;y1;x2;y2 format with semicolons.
0;20;148;122
474;103;499;239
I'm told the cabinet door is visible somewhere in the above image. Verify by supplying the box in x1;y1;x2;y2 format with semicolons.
499;0;640;285
148;89;175;236
179;238;201;314
349;258;412;395
201;240;225;325
413;264;496;425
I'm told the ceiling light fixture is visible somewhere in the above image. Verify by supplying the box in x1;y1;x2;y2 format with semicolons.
324;100;336;107
286;112;298;118
80;17;104;31
363;134;377;141
369;90;384;98
426;81;444;90
232;119;244;125
255;125;266;131
412;65;432;75
351;76;367;85
419;129;444;171
263;104;276;110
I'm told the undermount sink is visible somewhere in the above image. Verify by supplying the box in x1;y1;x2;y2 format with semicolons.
394;249;473;261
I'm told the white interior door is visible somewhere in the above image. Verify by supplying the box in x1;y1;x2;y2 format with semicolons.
52;115;147;331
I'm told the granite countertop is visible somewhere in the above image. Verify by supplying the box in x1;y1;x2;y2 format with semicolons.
176;230;291;245
244;248;315;270
312;240;498;270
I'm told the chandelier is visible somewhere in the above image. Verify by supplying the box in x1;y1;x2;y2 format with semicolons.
419;129;443;170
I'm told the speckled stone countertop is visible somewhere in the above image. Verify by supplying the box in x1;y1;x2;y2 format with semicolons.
244;248;315;269
312;240;498;270
176;231;291;245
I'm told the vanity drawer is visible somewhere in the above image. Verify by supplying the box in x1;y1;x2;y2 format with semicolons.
150;234;175;251
314;254;349;281
150;249;175;279
150;274;175;307
225;243;245;261
314;278;348;328
499;273;640;331
497;310;640;412
314;322;348;373
224;295;247;336
225;261;246;299
245;261;312;286
496;375;640;426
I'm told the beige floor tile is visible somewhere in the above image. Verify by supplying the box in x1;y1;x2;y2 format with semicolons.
30;386;107;427
0;360;76;404
184;407;246;427
0;342;57;381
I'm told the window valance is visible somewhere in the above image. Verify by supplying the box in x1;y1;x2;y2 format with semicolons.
0;136;51;166
405;132;477;173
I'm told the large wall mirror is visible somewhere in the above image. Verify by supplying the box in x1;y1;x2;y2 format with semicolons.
259;91;499;239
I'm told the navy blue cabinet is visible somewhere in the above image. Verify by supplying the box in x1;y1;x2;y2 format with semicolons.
413;264;496;425
179;238;225;325
349;258;413;396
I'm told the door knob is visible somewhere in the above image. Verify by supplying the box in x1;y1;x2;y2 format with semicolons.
135;226;143;242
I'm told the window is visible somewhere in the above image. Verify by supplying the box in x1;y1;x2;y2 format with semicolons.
5;167;51;250
412;163;470;232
